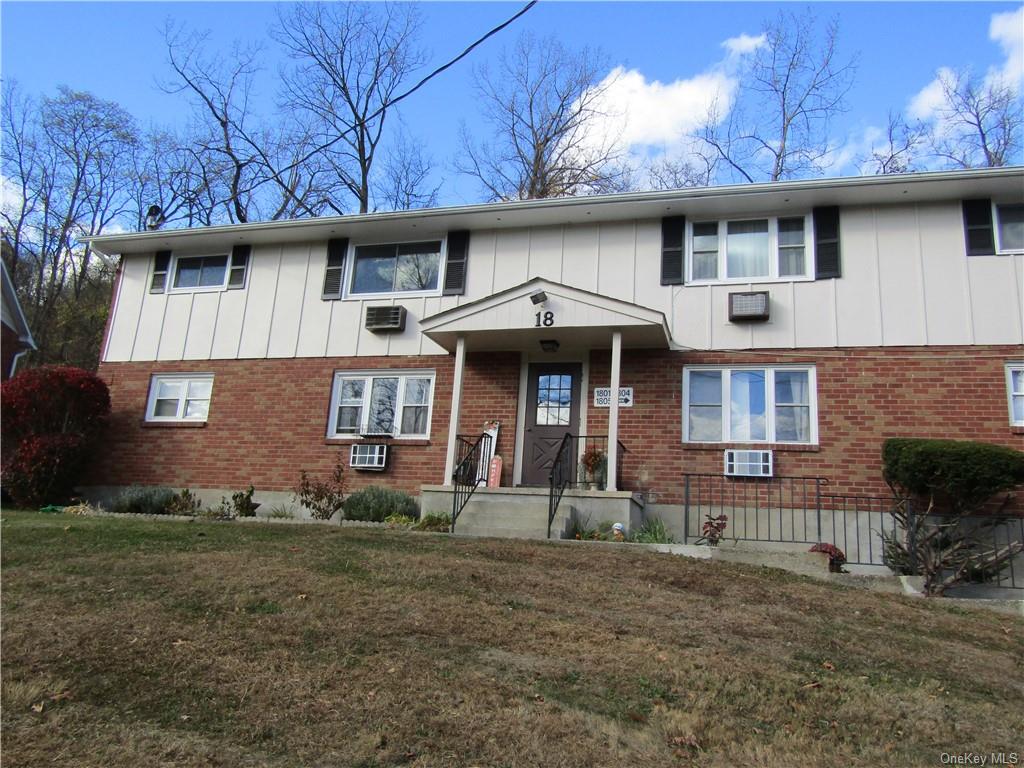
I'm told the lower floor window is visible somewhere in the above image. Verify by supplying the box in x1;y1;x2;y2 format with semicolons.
329;370;435;438
1008;363;1024;426
683;366;817;443
146;374;214;422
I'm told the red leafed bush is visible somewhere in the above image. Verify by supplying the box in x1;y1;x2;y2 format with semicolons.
1;366;110;507
809;542;847;573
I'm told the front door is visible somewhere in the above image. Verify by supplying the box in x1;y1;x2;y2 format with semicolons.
522;363;582;486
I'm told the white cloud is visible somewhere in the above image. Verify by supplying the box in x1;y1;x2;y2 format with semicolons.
722;33;766;59
0;174;25;218
588;66;735;152
989;5;1023;90
908;5;1022;122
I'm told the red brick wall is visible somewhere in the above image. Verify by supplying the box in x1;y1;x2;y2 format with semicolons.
93;345;1023;502
587;345;1024;503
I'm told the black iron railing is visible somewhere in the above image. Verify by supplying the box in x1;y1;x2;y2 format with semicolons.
681;474;1024;588
450;433;492;532
547;434;627;539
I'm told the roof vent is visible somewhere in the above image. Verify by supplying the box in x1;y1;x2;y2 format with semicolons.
365;305;407;333
728;291;770;322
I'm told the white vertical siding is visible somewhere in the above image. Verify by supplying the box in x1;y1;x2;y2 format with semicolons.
104;199;1022;364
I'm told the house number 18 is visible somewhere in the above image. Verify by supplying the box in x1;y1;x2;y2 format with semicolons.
534;311;555;327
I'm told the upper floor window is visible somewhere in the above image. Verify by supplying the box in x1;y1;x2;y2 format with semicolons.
173;255;228;290
995;203;1024;254
351;241;442;295
146;374;214;422
327;370;435;438
688;216;811;282
683;366;818;444
1007;363;1024;427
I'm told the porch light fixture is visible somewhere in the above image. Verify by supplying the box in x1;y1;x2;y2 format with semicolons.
530;290;548;305
540;339;559;353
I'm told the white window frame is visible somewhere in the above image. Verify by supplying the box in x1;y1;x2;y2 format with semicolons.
682;365;819;444
168;252;232;294
685;214;815;284
993;201;1024;255
145;373;215;422
326;369;436;439
345;237;448;299
1007;362;1024;427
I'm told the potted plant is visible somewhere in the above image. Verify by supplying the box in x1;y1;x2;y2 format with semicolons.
580;446;607;490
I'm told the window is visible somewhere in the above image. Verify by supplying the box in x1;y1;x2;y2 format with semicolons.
328;370;435;438
687;216;811;282
995;203;1024;253
683;366;817;444
146;374;214;422
173;255;228;290
350;241;442;295
1008;364;1024;427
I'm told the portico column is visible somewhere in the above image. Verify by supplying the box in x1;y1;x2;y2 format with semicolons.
606;330;622;492
443;335;467;485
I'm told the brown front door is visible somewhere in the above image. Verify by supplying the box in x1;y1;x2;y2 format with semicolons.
522;363;582;486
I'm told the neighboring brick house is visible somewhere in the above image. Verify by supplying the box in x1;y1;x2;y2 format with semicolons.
0;259;35;380
85;168;1024;531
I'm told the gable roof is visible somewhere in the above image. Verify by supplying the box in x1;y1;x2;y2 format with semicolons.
419;277;672;352
0;260;36;350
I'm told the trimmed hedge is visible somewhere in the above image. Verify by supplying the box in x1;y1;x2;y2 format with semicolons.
882;438;1024;513
344;487;418;523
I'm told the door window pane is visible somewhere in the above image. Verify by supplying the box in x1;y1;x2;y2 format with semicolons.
536;373;573;426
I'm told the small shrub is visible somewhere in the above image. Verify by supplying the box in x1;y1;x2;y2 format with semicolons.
230;485;259;517
416;512;452;532
63;502;98;516
166;489;203;517
566;514;596;541
1;366;111;507
344;486;418;523
701;513;728;546
266;504;294;519
384;513;416;528
110;486;179;516
294;455;347;520
631;517;675;544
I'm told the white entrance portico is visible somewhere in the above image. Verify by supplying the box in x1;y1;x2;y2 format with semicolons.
419;278;672;493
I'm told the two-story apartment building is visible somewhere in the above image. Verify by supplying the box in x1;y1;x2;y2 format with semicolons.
84;168;1024;533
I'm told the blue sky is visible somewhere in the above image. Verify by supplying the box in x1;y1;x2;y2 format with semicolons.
2;1;1021;206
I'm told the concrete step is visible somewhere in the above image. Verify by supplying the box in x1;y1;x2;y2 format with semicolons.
454;503;575;540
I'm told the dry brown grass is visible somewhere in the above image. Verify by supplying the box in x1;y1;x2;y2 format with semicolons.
2;510;1021;767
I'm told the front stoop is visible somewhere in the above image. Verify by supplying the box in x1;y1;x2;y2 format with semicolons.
420;485;644;540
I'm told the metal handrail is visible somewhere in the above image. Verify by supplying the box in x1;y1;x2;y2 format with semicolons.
450;433;492;532
547;433;574;539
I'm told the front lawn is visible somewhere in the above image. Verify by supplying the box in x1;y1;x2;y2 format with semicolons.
2;511;1021;767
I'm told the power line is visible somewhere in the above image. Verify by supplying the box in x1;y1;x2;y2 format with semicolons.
240;1;538;202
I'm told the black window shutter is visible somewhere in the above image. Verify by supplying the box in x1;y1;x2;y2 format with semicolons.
962;199;995;256
150;250;171;293
322;238;349;300
443;230;470;295
228;244;251;289
661;216;685;285
813;207;841;279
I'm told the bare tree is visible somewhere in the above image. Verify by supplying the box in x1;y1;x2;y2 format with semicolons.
648;153;717;190
928;68;1022;168
864;111;929;175
458;32;630;201
702;11;856;183
373;126;440;211
273;2;425;214
1;83;136;368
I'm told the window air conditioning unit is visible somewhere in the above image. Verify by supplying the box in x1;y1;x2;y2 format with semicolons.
350;443;389;471
365;305;407;333
728;291;770;322
724;449;773;477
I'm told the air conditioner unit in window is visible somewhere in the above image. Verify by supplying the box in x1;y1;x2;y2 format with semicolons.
724;449;773;477
365;305;407;332
350;443;388;471
728;291;770;322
